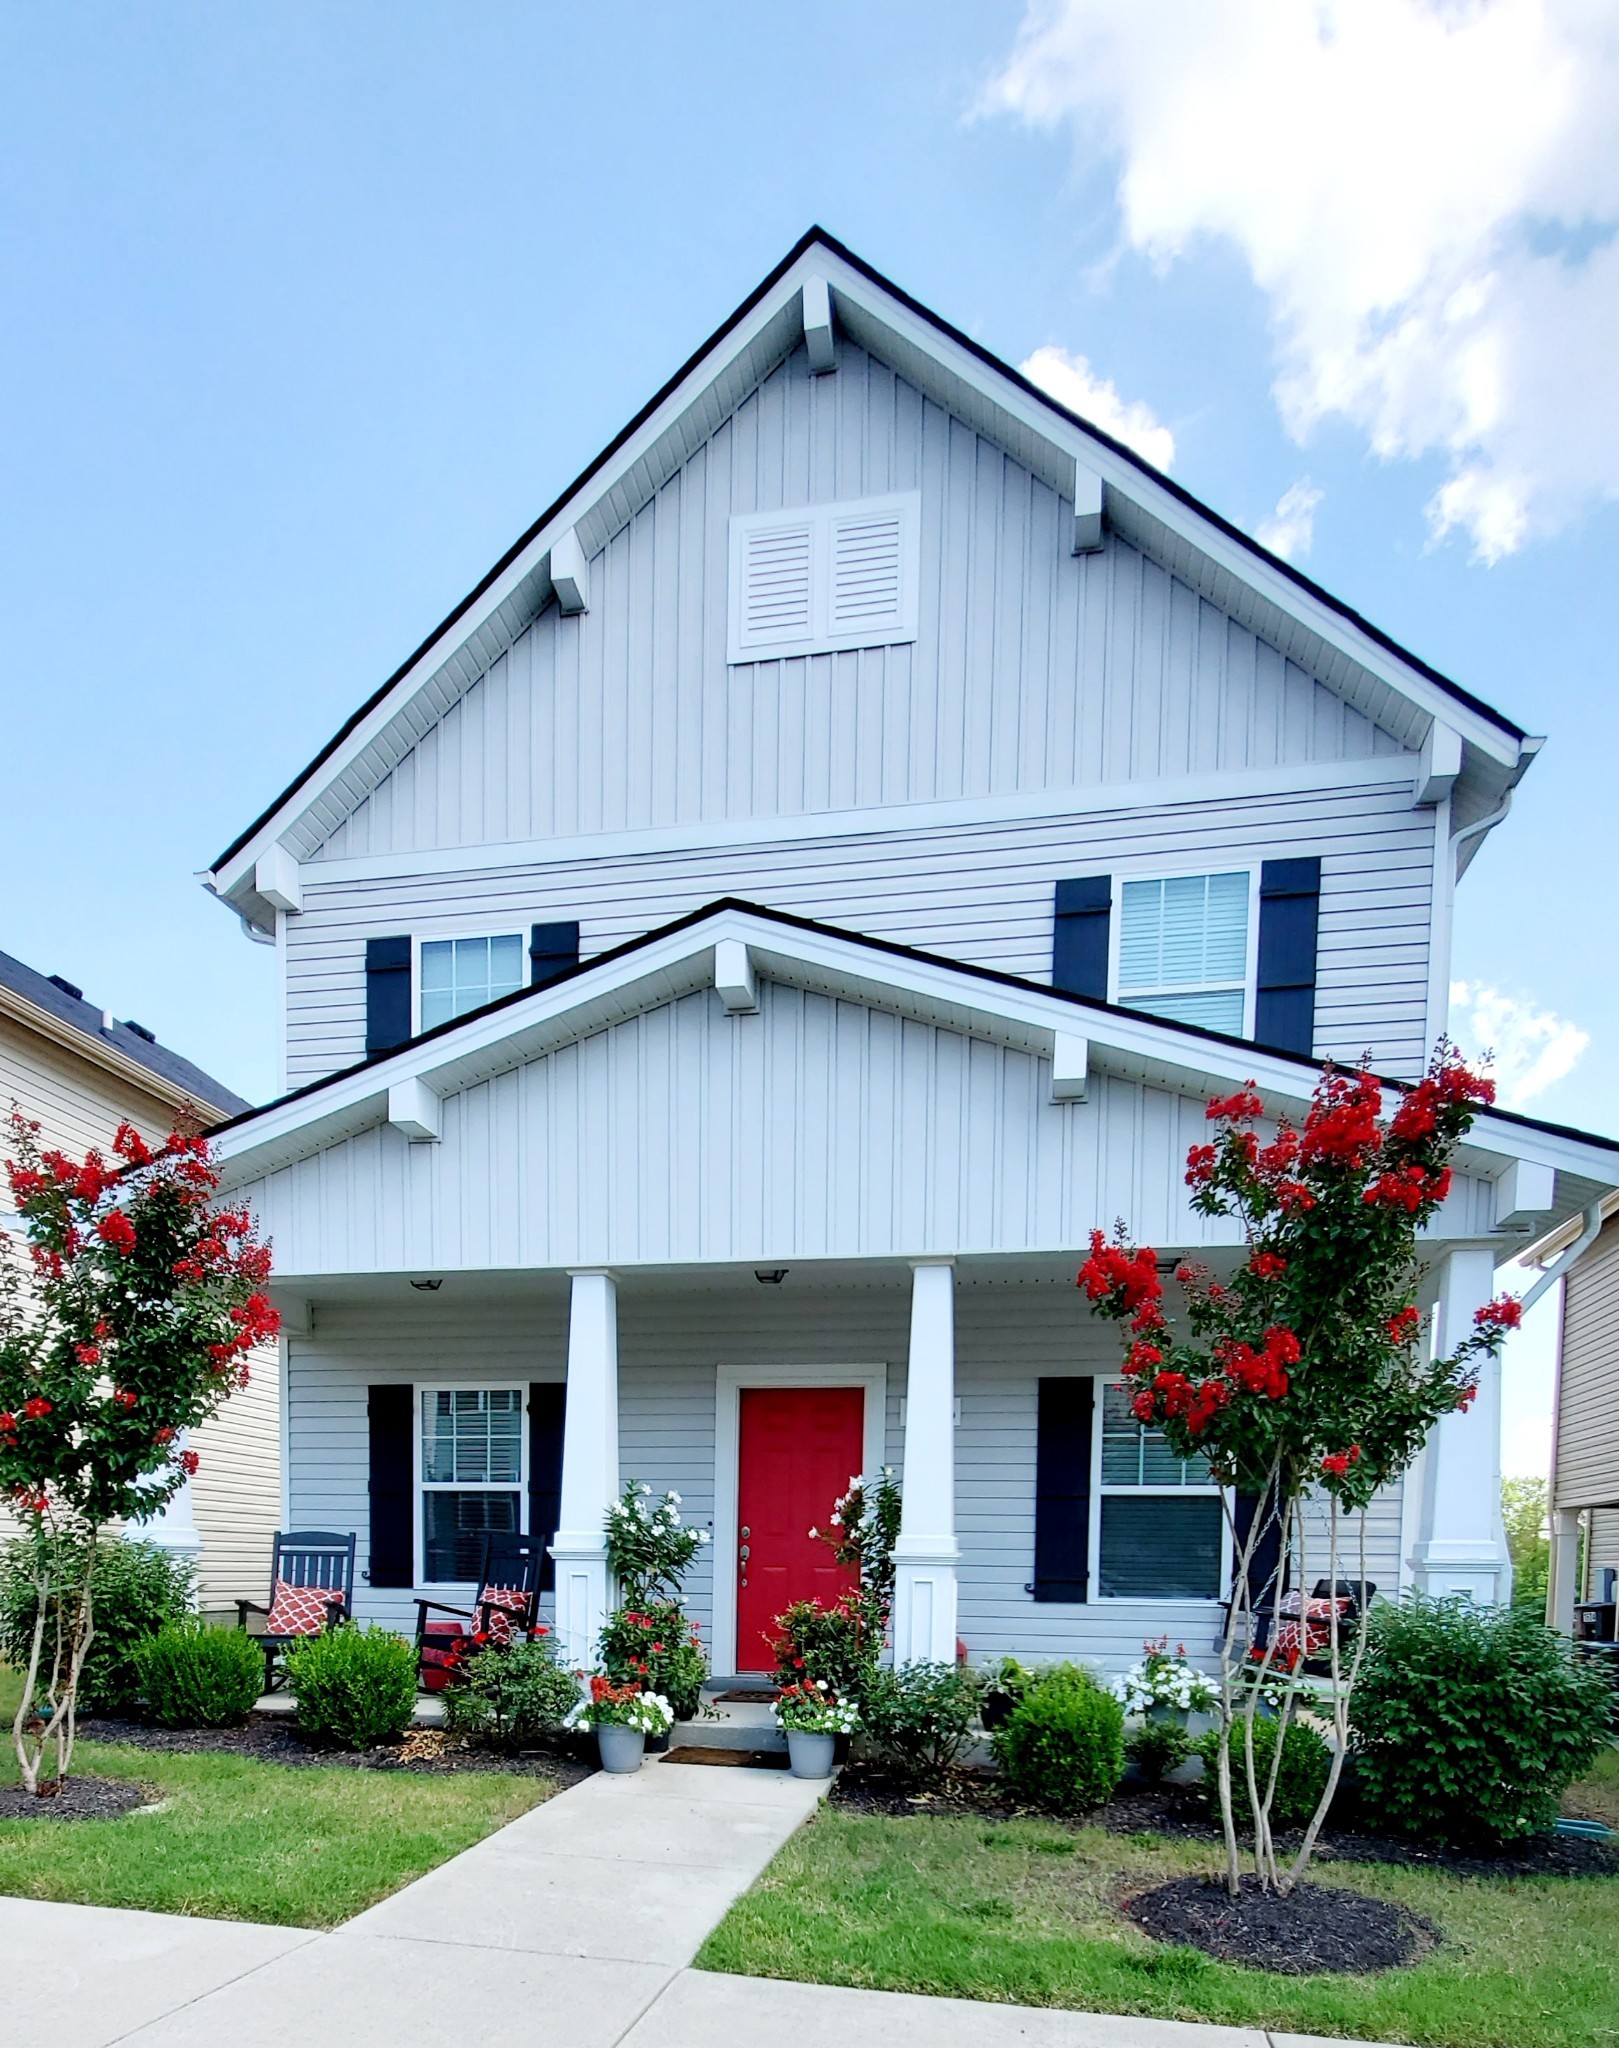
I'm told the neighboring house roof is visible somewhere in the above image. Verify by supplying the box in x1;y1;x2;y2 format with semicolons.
0;947;251;1120
204;227;1540;931
210;898;1619;1226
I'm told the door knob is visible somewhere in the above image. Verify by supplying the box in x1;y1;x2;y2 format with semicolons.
739;1544;750;1561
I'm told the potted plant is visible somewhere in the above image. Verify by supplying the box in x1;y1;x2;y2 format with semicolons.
980;1654;1036;1731
773;1677;859;1778
1111;1637;1217;1728
570;1674;673;1773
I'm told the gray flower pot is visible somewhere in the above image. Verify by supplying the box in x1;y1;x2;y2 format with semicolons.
787;1729;836;1779
597;1724;646;1773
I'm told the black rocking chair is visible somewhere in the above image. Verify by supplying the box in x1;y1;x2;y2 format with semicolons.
415;1534;548;1689
237;1529;357;1692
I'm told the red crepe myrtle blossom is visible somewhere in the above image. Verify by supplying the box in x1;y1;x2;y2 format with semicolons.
1207;1087;1265;1122
112;1389;137;1411
1248;1251;1287;1280
21;1398;52;1422
1078;1230;1163;1314
1320;1445;1362;1478
95;1209;136;1254
74;1345;100;1367
1386;1306;1422;1344
178;1450;199;1476
1475;1295;1523;1334
153;1426;175;1444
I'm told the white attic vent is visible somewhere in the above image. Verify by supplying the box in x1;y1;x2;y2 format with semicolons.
728;491;920;663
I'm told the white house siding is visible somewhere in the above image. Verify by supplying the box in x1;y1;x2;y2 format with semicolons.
286;1279;1399;1675
188;1347;282;1616
310;340;1407;869
1555;1214;1619;1520
283;777;1436;1087
1586;1508;1619;1598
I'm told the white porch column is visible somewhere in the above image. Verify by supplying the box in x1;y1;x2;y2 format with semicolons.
1409;1247;1513;1603
1547;1508;1581;1633
891;1259;959;1665
549;1270;620;1671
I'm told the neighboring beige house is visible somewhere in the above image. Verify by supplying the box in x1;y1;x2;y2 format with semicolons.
1530;1192;1619;1633
0;944;278;1612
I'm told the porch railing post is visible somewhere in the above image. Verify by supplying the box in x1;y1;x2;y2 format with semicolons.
550;1269;619;1671
1408;1245;1512;1603
891;1257;960;1665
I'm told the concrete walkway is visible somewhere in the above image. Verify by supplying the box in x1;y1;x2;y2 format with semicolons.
16;1755;1401;2048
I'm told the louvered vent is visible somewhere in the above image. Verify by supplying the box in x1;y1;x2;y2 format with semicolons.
830;511;904;635
740;522;813;646
728;491;919;662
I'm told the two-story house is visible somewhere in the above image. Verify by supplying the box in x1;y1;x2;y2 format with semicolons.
199;231;1619;1679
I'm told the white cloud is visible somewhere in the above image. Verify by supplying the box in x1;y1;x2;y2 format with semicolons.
984;2;1619;561
1448;980;1590;1107
1256;476;1323;559
1019;344;1177;470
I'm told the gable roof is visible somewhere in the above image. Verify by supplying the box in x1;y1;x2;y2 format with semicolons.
205;228;1538;927
0;946;251;1118
211;898;1617;1234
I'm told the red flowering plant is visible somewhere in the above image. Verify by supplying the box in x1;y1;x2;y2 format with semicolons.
0;1110;278;1794
1079;1045;1514;1896
598;1601;708;1721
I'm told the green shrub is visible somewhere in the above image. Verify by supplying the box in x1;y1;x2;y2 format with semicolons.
1349;1595;1613;1846
1195;1712;1332;1829
991;1664;1123;1813
770;1597;879;1701
284;1623;417;1750
1126;1716;1191;1784
134;1617;264;1728
861;1660;982;1784
0;1536;195;1715
599;1601;708;1720
442;1635;580;1748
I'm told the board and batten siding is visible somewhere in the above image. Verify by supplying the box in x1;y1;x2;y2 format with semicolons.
288;1283;1402;1670
1555;1214;1619;1515
309;340;1408;868
284;777;1436;1087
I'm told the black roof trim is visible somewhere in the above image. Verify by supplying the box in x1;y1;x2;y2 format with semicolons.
209;897;1615;1161
0;948;252;1118
210;228;1524;880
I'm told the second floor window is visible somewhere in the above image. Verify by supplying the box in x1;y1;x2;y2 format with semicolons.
419;935;524;1033
1116;870;1251;1035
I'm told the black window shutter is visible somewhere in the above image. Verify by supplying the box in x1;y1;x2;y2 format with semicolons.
365;936;413;1056
1255;858;1321;1055
1052;877;1111;999
527;1382;566;1593
366;1383;414;1588
1233;1484;1287;1612
530;921;581;989
1032;1376;1093;1602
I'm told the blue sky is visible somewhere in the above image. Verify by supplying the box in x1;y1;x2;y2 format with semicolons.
3;5;1613;1466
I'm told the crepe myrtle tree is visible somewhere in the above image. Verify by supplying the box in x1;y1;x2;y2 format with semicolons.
1079;1047;1518;1895
0;1110;278;1793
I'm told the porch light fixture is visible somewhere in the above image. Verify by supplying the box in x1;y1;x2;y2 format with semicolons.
409;1277;444;1292
754;1269;788;1285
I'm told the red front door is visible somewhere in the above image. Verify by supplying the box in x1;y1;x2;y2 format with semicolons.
735;1386;865;1673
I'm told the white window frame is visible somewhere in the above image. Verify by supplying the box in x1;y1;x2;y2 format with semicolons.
413;1381;528;1590
1107;862;1261;1039
727;491;921;664
414;930;527;1038
1088;1378;1231;1603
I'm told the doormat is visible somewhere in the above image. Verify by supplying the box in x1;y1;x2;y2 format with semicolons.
663;1746;788;1770
713;1688;779;1703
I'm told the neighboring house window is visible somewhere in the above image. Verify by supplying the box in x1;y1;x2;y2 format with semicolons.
1115;870;1252;1035
727;492;921;663
418;1386;526;1583
419;935;525;1033
1095;1381;1224;1599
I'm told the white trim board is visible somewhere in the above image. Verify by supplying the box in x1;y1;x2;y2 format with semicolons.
710;1359;887;1677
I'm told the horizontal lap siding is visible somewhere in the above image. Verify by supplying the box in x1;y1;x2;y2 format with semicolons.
1556;1217;1619;1510
188;1345;282;1609
285;781;1434;1085
314;341;1404;867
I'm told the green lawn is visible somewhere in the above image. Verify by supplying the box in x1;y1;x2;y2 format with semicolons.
697;1804;1619;2048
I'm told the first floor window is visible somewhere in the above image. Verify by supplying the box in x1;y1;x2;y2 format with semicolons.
419;934;524;1032
1116;870;1251;1034
1096;1381;1224;1599
419;1387;525;1582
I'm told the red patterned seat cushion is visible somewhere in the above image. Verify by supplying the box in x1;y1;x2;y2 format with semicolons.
266;1579;332;1636
479;1585;530;1643
419;1620;467;1692
1275;1595;1351;1658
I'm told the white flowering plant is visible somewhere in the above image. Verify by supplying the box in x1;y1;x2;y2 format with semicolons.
1112;1637;1217;1717
604;1480;710;1603
773;1678;860;1736
568;1674;675;1734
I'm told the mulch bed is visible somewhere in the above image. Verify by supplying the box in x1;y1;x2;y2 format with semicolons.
1125;1874;1439;1974
80;1714;594;1787
0;1775;154;1823
831;1766;1619;1878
